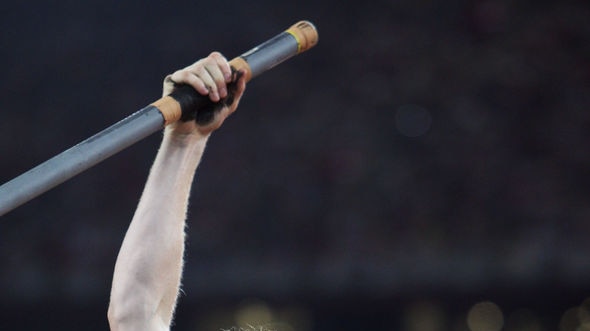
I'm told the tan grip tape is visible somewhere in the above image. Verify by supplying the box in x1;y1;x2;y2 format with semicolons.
151;96;182;126
286;20;319;53
228;57;253;82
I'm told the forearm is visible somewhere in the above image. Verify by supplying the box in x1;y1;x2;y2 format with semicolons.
108;130;209;330
108;51;245;331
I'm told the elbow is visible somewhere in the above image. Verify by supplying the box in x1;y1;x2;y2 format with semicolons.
107;296;138;331
107;285;171;331
108;302;168;331
107;304;122;331
107;285;152;330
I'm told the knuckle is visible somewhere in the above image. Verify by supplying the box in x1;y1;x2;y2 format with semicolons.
210;51;224;59
171;70;190;83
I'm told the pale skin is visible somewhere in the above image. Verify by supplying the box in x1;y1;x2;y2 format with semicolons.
107;51;247;331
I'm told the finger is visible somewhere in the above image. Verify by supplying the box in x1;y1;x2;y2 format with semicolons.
170;69;209;96
194;65;221;102
204;61;228;99
209;51;232;83
227;70;248;112
236;70;247;93
234;70;247;98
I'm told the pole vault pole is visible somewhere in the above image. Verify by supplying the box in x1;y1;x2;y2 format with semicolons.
0;21;318;217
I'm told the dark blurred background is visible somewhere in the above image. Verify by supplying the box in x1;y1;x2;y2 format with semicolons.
1;0;589;330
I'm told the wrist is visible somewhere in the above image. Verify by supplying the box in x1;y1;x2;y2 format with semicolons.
163;126;210;149
156;127;209;174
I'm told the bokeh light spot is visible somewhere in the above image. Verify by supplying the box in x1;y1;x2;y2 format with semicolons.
559;307;580;331
404;300;446;331
466;301;504;331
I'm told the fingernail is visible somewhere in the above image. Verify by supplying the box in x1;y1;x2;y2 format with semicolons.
224;73;231;82
220;87;227;98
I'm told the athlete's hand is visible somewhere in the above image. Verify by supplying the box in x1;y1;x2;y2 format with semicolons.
162;52;247;137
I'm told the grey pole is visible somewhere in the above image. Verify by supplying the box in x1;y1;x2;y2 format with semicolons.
0;20;318;217
0;106;165;216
